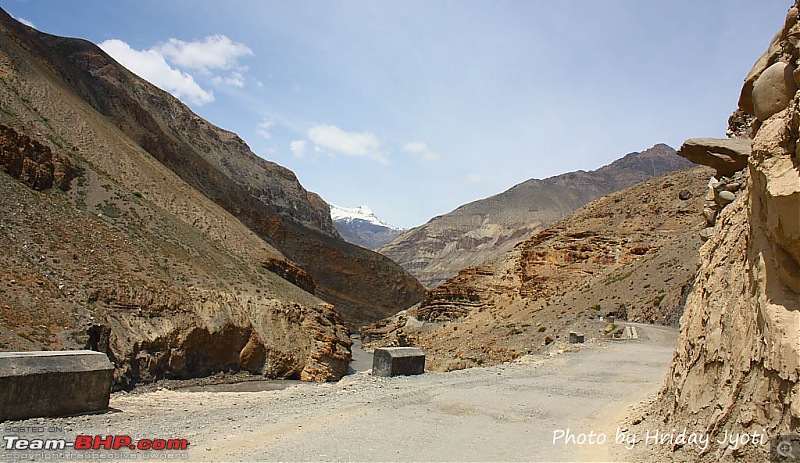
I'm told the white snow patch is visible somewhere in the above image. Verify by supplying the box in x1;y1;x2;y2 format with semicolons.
329;204;403;230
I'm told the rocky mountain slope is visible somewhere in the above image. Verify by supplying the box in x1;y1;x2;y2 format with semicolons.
363;165;712;371
644;5;799;461
330;204;405;250
379;144;694;287
0;9;424;331
0;9;423;388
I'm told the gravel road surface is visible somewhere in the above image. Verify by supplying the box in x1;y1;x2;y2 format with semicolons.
1;324;677;462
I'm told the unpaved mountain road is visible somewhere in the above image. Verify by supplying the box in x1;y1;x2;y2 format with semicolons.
3;324;677;462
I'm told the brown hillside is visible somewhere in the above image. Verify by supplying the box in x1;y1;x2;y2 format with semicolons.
0;9;424;329
363;166;712;371
379;144;693;288
0;9;419;389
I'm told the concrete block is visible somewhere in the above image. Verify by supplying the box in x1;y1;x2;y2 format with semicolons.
0;350;114;421
569;332;585;344
372;347;425;377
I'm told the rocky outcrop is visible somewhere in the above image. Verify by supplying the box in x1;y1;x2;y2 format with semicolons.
677;137;751;178
0;124;76;190
379;144;694;288
0;9;423;328
86;290;351;389
652;4;800;460
262;258;316;295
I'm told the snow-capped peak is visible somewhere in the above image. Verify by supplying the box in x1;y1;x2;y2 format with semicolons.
329;204;403;230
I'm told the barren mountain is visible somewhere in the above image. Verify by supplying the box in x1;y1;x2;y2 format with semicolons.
0;9;424;331
363;165;712;371
379;144;694;287
0;9;424;388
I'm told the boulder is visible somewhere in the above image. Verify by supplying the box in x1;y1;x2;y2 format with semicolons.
716;190;736;206
372;347;425;377
0;351;113;421
752;62;797;121
738;30;783;116
677;138;751;177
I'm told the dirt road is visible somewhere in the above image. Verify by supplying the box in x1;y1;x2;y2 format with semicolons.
2;324;677;462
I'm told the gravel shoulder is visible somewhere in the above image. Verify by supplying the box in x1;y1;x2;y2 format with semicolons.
2;324;677;462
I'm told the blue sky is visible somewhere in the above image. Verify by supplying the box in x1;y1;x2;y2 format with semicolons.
5;1;791;228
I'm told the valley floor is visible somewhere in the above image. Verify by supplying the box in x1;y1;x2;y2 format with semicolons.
3;324;679;462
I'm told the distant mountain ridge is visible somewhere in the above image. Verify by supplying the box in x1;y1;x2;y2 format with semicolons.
330;204;405;250
378;144;695;287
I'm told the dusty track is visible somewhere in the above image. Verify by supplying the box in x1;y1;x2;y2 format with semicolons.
2;324;677;462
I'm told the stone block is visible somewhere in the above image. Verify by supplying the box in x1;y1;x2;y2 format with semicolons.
372;347;425;377
569;332;585;344
0;350;114;421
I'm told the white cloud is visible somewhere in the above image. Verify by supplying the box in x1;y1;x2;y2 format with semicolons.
290;140;307;159
468;174;484;184
403;141;441;162
307;124;388;164
155;35;252;72
156;36;252;89
14;17;36;29
256;119;274;139
212;72;245;88
98;34;254;106
99;39;214;105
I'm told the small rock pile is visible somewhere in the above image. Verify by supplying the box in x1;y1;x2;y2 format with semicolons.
676;138;751;241
699;169;747;241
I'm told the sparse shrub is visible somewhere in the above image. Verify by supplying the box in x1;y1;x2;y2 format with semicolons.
99;202;121;218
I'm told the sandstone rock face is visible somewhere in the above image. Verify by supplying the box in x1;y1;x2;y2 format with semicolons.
0;124;76;191
677;137;751;178
654;4;800;460
380;144;694;288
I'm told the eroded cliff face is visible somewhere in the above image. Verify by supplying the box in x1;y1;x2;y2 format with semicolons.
654;4;800;460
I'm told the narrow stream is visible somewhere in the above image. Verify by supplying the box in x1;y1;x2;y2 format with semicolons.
347;334;373;374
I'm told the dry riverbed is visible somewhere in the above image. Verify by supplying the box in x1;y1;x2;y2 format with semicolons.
2;324;678;462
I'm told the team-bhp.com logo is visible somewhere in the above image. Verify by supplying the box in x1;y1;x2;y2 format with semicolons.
3;434;189;451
